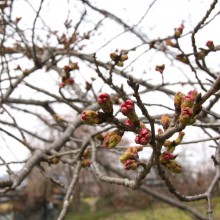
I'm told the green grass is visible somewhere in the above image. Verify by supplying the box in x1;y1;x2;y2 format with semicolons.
65;207;193;220
65;210;111;220
65;197;220;220
104;207;192;220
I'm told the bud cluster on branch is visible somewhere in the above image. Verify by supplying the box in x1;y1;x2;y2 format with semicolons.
60;62;79;88
80;83;202;173
174;90;201;126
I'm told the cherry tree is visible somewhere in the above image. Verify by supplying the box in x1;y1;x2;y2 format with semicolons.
0;0;220;219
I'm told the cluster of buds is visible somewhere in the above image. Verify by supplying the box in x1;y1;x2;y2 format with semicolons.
81;110;102;125
155;64;165;74
58;33;77;48
160;114;170;130
121;100;139;126
81;149;92;168
160;151;182;173
120;146;143;170
179;90;199;125
174;24;184;38
103;129;124;148
110;50;128;67
165;24;184;48
60;63;79;88
206;40;215;50
97;93;113;114
135;128;151;145
81;93;115;126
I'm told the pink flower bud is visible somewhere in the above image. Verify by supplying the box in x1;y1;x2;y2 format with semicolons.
181;107;193;116
179;107;193;125
187;90;198;102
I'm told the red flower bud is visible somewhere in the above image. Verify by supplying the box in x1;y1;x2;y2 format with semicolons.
135;128;151;145
161;152;176;162
98;93;113;114
206;40;215;50
121;100;134;115
121;100;139;125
